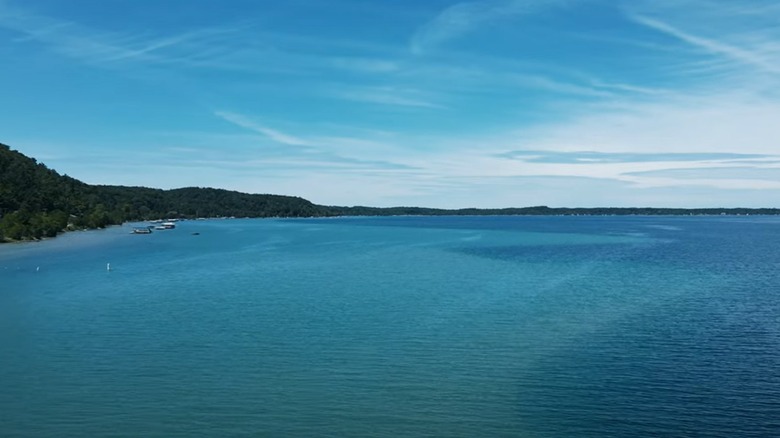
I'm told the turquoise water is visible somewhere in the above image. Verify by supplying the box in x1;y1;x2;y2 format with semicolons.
1;216;779;437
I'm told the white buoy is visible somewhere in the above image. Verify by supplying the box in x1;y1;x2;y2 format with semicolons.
36;266;40;272
107;263;111;271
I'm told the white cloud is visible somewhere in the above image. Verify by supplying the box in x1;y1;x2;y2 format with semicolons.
515;94;780;155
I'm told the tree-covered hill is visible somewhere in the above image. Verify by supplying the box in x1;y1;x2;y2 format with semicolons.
0;143;329;241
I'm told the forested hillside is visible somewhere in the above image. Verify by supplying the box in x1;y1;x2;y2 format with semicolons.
0;143;328;241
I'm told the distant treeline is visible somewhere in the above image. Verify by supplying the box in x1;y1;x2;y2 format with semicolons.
326;205;780;216
2;142;779;242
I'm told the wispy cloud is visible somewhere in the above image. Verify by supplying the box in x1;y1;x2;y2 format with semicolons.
625;166;780;180
0;1;239;67
506;73;614;98
213;111;312;146
410;0;569;55
498;150;774;164
629;14;780;74
0;1;391;76
375;62;618;102
208;111;419;173
327;86;445;109
328;57;400;73
586;79;668;96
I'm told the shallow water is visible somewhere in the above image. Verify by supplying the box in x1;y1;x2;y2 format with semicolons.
1;216;779;437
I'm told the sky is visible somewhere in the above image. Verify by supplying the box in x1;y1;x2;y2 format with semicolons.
2;0;780;208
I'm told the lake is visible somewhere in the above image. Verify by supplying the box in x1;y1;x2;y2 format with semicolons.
1;216;779;437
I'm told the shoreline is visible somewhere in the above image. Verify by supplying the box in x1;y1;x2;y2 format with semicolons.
3;213;780;246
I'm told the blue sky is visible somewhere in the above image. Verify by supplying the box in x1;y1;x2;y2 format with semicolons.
2;0;780;208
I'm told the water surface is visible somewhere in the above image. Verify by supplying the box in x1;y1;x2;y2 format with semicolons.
1;216;779;437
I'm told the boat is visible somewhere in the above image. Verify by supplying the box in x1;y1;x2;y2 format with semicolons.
132;227;153;234
162;222;176;229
